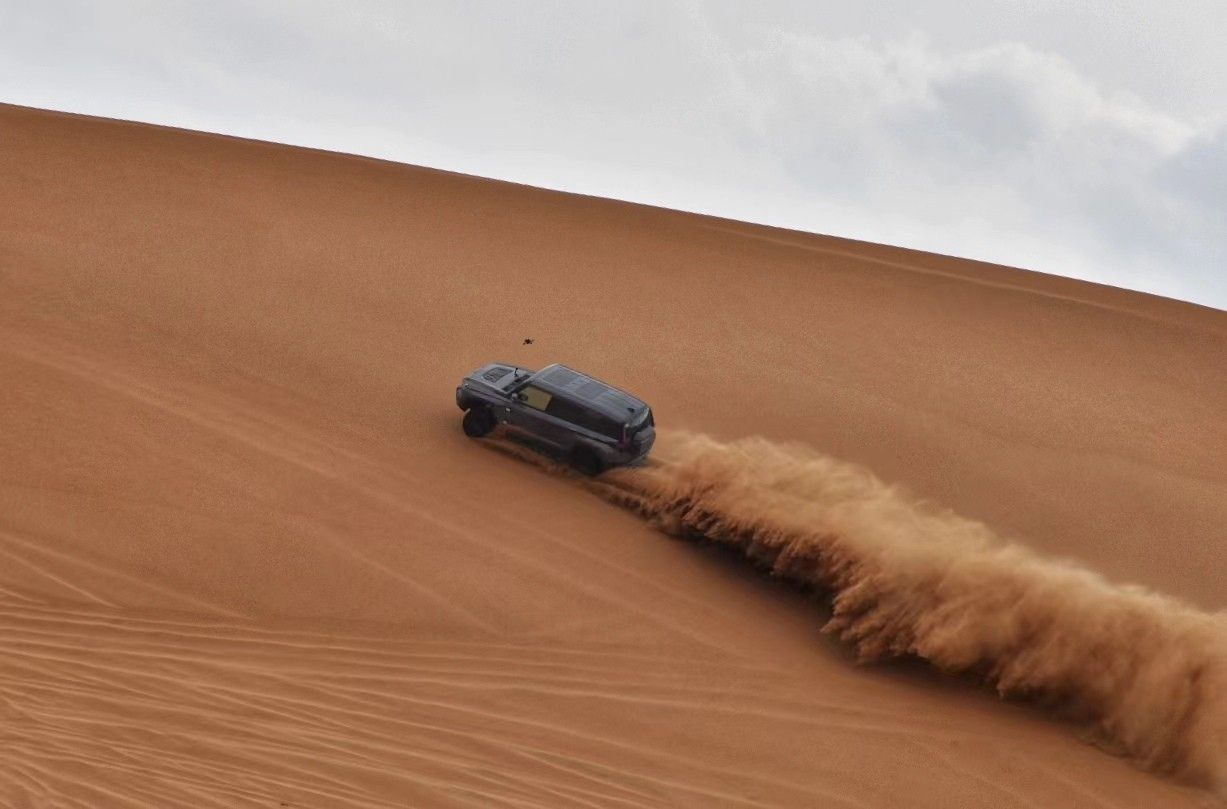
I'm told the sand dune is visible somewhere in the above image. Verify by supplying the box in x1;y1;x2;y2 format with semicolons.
1;102;1225;806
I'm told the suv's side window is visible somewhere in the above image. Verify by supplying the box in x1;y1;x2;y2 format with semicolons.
591;416;622;440
519;385;552;411
545;396;585;424
545;397;618;438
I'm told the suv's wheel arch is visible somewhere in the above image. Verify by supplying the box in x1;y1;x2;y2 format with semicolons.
462;406;497;438
568;443;606;476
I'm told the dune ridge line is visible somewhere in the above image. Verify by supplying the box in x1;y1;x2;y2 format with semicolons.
567;431;1227;791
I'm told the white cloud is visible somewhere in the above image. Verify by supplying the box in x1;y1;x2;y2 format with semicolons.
723;32;1223;304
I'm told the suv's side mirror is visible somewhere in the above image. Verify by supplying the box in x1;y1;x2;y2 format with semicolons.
511;392;526;402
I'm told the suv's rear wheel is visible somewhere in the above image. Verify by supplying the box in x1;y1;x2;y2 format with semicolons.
569;446;606;476
462;407;496;438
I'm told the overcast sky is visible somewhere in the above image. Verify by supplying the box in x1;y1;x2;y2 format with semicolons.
3;1;1225;309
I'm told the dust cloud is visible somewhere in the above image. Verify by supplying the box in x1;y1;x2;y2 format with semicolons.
501;430;1227;790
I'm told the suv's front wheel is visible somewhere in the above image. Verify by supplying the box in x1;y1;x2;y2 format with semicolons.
462;407;496;438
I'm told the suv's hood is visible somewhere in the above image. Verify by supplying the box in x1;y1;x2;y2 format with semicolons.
464;363;532;392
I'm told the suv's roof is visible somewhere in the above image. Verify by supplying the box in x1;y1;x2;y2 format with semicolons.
527;364;648;422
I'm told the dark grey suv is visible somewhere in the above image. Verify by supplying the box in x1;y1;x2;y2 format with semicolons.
456;363;655;474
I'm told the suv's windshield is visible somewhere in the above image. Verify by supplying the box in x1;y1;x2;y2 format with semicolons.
517;385;552;411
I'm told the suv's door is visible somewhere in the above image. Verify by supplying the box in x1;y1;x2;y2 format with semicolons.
545;396;614;454
507;384;568;448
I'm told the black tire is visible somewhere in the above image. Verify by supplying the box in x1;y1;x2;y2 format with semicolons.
569;445;606;476
462;407;496;438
